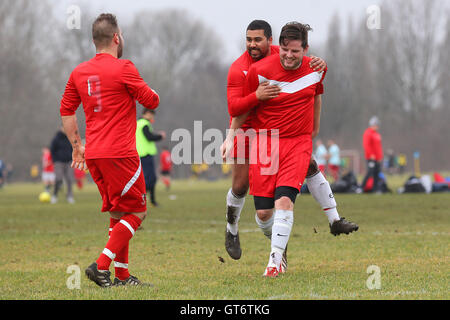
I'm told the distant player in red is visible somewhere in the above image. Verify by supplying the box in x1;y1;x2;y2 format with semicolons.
221;20;328;261
60;14;159;287
159;146;172;190
361;116;384;193
41;147;55;192
73;167;86;190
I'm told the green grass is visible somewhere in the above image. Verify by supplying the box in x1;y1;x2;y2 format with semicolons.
0;177;448;300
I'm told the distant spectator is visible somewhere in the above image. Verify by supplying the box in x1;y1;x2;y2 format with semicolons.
327;139;341;181
5;163;13;183
397;153;407;174
41;147;55;192
314;139;328;175
0;159;4;188
136;109;165;207
50;126;74;204
385;149;396;175
361;116;384;193
30;164;39;182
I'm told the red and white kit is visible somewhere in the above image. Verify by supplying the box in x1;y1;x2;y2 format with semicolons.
227;46;279;159
60;53;159;213
244;54;327;197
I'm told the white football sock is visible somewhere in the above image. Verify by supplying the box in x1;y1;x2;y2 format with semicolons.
306;172;340;224
226;188;245;235
267;251;283;269
271;210;293;253
255;212;274;239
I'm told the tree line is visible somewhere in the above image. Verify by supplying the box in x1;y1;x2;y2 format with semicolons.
0;0;448;181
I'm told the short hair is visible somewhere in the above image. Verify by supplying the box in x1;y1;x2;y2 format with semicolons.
142;108;155;115
279;21;312;49
92;13;119;49
247;20;272;39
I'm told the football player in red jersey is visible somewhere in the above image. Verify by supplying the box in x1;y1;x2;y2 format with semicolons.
222;21;357;269
234;22;357;277
60;14;160;287
222;20;328;262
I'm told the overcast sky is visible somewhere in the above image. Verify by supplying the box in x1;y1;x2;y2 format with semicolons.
54;0;382;61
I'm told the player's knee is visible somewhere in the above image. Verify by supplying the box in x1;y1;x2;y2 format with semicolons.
232;184;248;198
133;211;147;221
232;177;249;197
274;196;294;211
306;159;319;178
256;209;273;222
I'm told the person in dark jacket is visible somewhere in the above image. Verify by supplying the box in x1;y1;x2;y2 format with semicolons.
50;126;74;203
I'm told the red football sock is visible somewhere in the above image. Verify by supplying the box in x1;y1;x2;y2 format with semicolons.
108;217;130;280
109;217;120;238
114;243;130;280
96;214;141;271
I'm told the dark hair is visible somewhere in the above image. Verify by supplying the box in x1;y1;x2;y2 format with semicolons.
92;13;119;49
247;20;272;39
279;21;312;49
142;108;155;115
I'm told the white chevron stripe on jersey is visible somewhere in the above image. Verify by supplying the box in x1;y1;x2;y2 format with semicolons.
258;71;323;94
121;160;142;197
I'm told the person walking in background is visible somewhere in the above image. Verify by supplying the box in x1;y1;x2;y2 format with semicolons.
50;127;74;204
314;139;328;176
0;159;4;189
159;146;172;191
41;147;55;192
361;116;384;193
136;109;165;207
327;139;341;181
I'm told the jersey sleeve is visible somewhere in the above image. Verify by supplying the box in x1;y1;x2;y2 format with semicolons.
227;64;259;117
315;68;327;96
60;72;81;116
121;60;160;110
244;65;260;99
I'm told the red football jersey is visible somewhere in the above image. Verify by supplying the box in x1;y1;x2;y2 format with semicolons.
363;127;383;161
227;46;279;129
60;53;159;159
42;150;54;172
160;150;172;172
245;54;326;138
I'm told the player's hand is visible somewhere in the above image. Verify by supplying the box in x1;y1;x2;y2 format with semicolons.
309;56;327;72
256;82;281;101
220;137;234;162
71;145;86;170
159;131;166;139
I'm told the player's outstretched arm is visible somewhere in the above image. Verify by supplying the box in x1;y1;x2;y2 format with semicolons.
62;115;86;170
221;113;250;161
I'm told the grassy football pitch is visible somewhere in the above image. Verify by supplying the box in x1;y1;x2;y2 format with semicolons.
0;177;448;300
